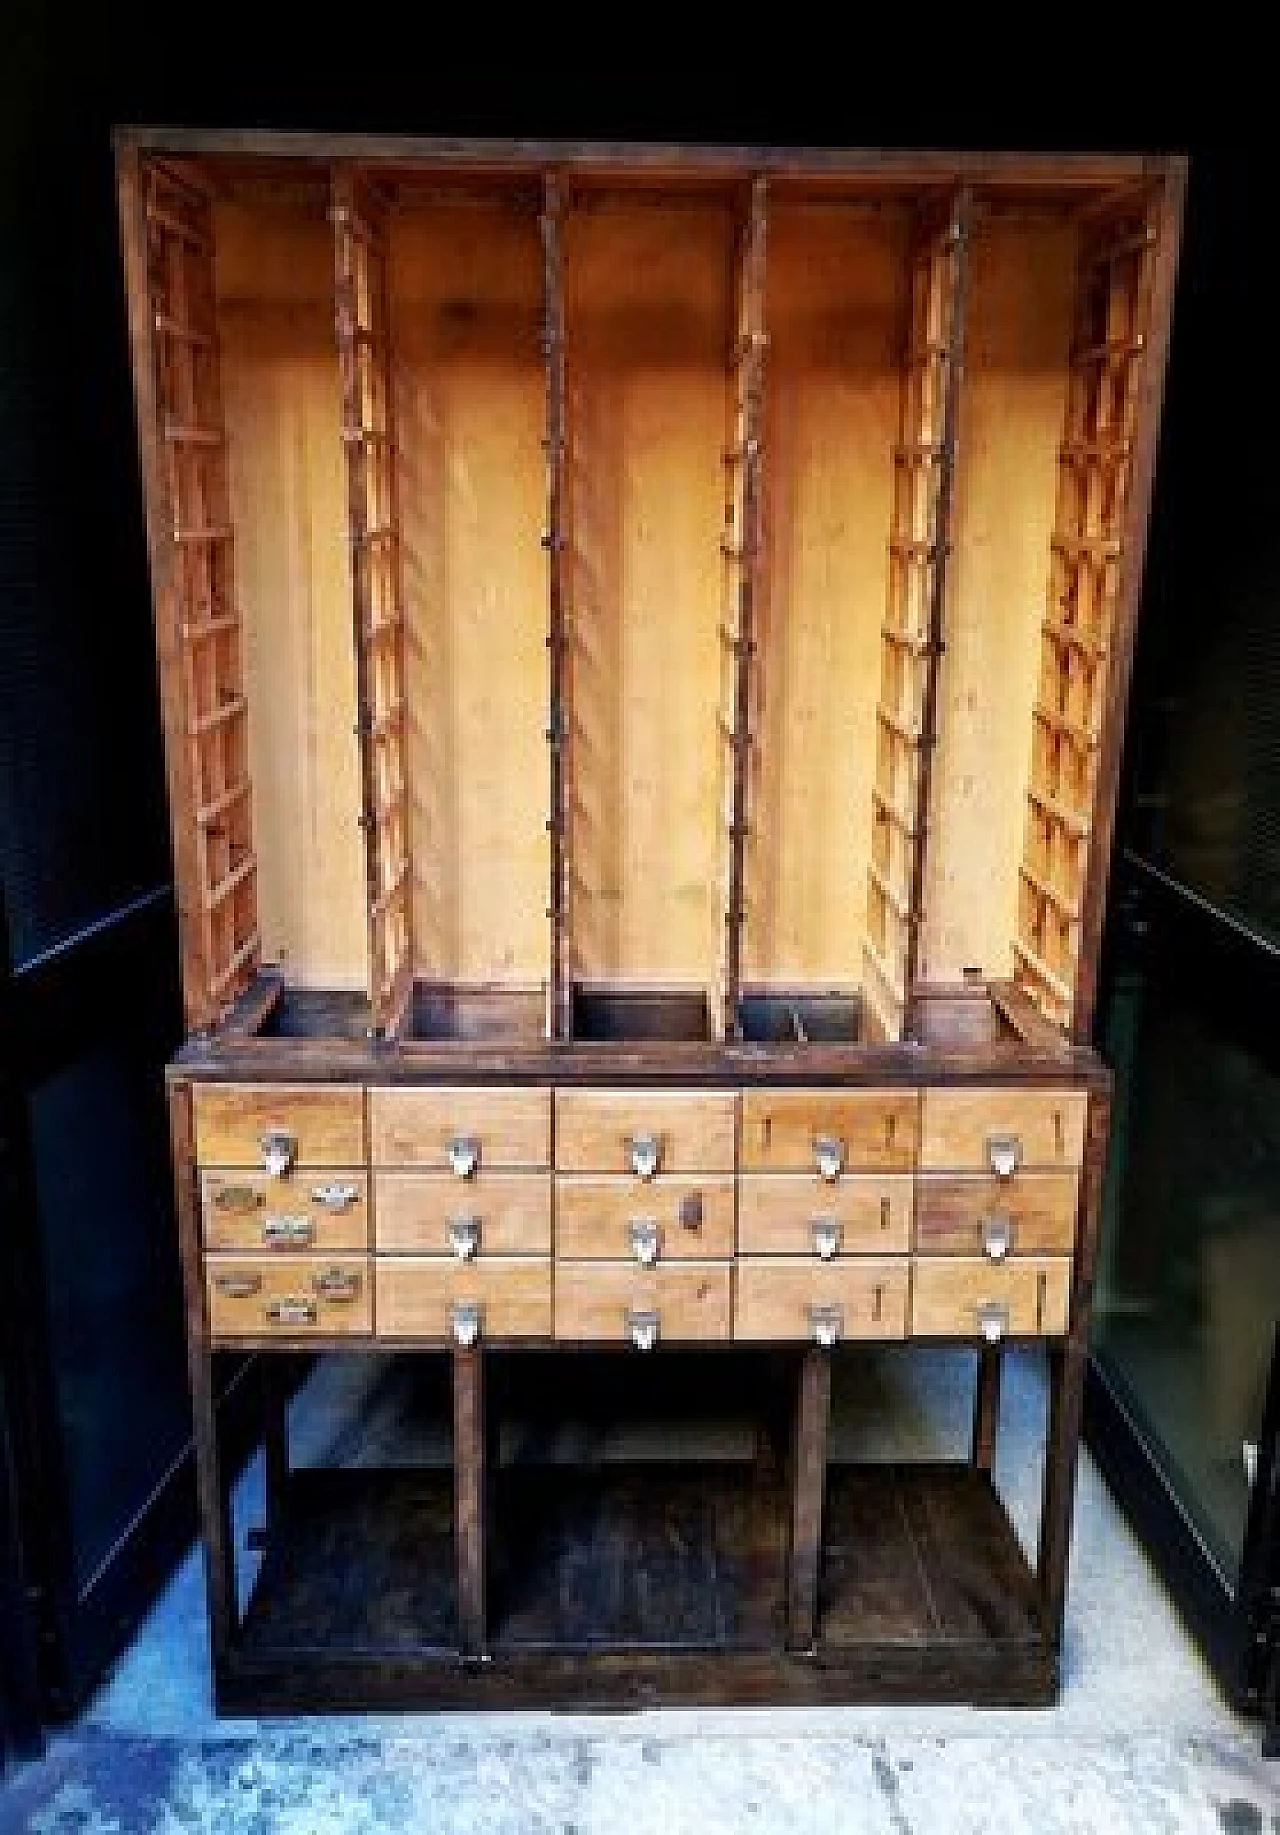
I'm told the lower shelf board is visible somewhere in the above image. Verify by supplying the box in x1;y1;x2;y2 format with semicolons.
228;1462;1053;1710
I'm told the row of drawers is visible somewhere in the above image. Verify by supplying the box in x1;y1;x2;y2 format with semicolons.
192;1085;1090;1178
201;1169;1079;1260
204;1254;1073;1344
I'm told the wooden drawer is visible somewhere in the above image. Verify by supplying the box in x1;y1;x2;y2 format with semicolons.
375;1257;551;1341
910;1257;1073;1339
374;1173;551;1256
554;1089;736;1175
369;1086;550;1170
740;1089;918;1174
201;1170;369;1253
554;1177;735;1262
914;1172;1078;1258
737;1174;912;1256
193;1083;364;1170
205;1254;370;1337
734;1259;908;1343
554;1263;732;1344
919;1088;1087;1172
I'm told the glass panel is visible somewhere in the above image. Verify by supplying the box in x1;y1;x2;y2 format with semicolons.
1094;868;1280;1587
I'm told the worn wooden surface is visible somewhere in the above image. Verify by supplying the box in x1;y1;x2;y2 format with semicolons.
736;1260;908;1343
919;1086;1087;1169
206;1253;372;1336
913;1170;1078;1255
554;1088;738;1173
376;1257;552;1339
201;1169;370;1253
192;1082;366;1166
374;1172;551;1255
910;1255;1072;1338
740;1089;918;1172
553;1263;732;1342
554;1176;736;1260
369;1085;551;1168
738;1174;913;1255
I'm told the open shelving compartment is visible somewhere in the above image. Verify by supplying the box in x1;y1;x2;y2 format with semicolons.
120;134;1185;1709
126;146;1177;1054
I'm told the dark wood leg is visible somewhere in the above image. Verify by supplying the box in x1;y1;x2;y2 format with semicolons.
262;1356;289;1534
972;1345;1002;1473
169;1080;237;1671
453;1345;486;1658
1037;1342;1086;1643
786;1348;832;1651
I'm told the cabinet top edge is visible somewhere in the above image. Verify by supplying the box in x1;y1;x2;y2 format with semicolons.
112;127;1182;189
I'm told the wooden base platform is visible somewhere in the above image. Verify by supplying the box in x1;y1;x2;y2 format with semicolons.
224;1461;1053;1711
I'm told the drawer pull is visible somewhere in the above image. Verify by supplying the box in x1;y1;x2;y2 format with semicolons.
262;1216;315;1248
809;1303;843;1348
811;1218;842;1261
211;1184;263;1213
312;1267;362;1303
626;1132;662;1181
813;1134;845;1183
214;1271;262;1299
260;1128;297;1178
678;1190;703;1231
266;1298;316;1327
626;1307;660;1351
451;1300;481;1347
629;1219;660;1265
311;1181;360;1212
447;1134;480;1179
982;1214;1013;1261
448;1215;481;1261
977;1300;1009;1343
985;1132;1023;1180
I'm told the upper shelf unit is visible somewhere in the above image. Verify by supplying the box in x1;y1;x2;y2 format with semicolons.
115;136;1185;1046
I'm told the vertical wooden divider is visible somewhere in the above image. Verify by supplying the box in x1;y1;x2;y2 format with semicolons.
332;170;415;1039
716;177;768;1041
542;175;572;1040
862;189;972;1042
119;154;260;1029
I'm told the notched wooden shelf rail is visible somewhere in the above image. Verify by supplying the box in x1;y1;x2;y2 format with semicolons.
117;130;1185;1712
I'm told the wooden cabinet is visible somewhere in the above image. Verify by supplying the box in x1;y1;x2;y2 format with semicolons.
123;130;1183;1711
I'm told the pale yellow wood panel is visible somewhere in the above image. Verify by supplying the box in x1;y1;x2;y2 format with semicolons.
566;203;728;986
206;1254;371;1337
919;1087;1087;1171
910;1256;1072;1337
740;1088;918;1173
920;214;1077;982
554;1176;735;1261
369;1085;550;1169
554;1088;737;1174
554;1262;731;1343
737;1174;912;1255
374;1172;551;1255
749;206;904;982
734;1258;908;1341
914;1171;1079;1255
390;202;549;983
375;1256;551;1340
193;1083;366;1168
201;1169;369;1253
214;204;368;990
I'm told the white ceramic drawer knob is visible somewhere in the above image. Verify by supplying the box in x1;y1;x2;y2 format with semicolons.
629;1219;660;1265
448;1134;480;1179
977;1300;1009;1344
627;1308;660;1351
813;1134;845;1183
260;1127;297;1178
627;1132;662;1180
811;1218;842;1261
809;1303;843;1348
985;1132;1022;1180
982;1214;1013;1261
451;1300;482;1347
448;1216;481;1260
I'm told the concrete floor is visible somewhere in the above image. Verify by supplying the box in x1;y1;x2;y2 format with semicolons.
5;1348;1277;1832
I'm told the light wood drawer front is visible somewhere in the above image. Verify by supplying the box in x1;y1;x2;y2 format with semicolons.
555;1177;735;1262
205;1254;370;1337
375;1257;551;1341
740;1090;918;1174
201;1170;369;1253
374;1173;551;1256
554;1090;736;1175
914;1173;1078;1258
369;1086;550;1170
920;1089;1087;1172
554;1263;732;1344
910;1257;1073;1339
734;1259;908;1343
737;1175;912;1256
193;1084;365;1170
